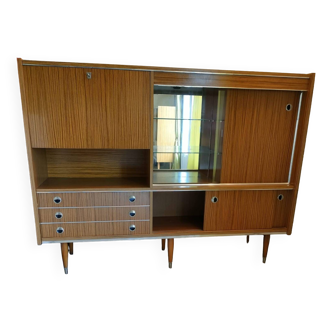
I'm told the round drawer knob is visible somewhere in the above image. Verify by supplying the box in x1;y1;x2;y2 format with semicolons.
129;196;136;202
277;194;284;201
55;212;63;219
129;210;136;217
129;225;136;231
53;197;62;204
211;196;218;203
56;227;64;234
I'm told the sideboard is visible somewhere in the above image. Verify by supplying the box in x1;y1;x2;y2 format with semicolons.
17;59;315;274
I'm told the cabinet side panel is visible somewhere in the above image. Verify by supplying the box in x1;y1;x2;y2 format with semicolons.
221;90;300;183
287;74;315;234
17;59;42;244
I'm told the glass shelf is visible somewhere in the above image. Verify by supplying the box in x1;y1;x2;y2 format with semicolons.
154;117;224;122
153;146;215;154
154;117;211;121
154;86;226;183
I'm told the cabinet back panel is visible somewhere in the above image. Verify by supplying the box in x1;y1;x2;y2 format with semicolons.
221;90;300;183
45;149;149;178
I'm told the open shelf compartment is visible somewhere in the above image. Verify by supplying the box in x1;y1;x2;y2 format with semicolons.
32;148;150;191
153;191;205;233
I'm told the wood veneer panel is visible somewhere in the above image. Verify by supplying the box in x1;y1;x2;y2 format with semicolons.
204;190;293;231
37;177;150;191
41;221;150;238
24;66;88;148
153;216;203;233
45;148;149;178
37;192;150;207
39;207;150;223
22;60;311;78
17;59;42;244
31;148;48;187
154;72;309;91
43;227;287;242
23;66;151;149
221;90;300;183
287;74;316;234
85;69;150;149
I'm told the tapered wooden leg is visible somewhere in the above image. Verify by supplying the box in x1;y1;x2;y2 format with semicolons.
263;235;270;264
246;235;250;243
167;238;174;269
68;243;74;255
161;239;166;251
61;243;69;274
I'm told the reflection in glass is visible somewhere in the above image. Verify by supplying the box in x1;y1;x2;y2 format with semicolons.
153;86;226;184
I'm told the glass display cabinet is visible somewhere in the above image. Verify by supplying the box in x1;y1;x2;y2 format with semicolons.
153;86;226;184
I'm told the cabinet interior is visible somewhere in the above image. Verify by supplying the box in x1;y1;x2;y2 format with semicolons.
153;191;205;232
153;86;226;185
32;148;150;190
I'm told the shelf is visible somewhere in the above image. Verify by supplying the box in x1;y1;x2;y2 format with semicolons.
153;216;204;233
154;117;211;121
153;171;210;184
153;146;216;154
37;177;150;192
154;118;224;123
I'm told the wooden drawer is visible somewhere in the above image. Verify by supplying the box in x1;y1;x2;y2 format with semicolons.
39;206;150;223
37;192;150;207
41;221;150;238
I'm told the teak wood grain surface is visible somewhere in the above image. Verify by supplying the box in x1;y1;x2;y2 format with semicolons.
221;90;300;183
204;190;293;231
23;66;151;149
37;192;150;207
39;206;150;223
41;221;150;238
17;59;315;252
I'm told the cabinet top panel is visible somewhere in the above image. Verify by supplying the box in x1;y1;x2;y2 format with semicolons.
20;58;313;79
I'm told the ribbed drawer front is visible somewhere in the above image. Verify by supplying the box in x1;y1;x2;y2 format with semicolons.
37;192;149;207
41;221;150;238
39;206;150;223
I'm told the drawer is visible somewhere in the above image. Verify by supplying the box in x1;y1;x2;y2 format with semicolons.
37;192;149;207
41;221;150;238
39;206;150;223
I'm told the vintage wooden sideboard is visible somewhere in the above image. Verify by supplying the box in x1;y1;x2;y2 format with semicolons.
17;59;315;274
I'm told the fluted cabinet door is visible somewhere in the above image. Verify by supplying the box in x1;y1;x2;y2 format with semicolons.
24;66;151;149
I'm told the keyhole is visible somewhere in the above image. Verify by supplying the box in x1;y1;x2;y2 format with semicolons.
211;196;218;203
277;194;284;201
286;104;292;111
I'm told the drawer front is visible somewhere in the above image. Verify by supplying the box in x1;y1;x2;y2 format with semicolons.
41;221;150;238
37;192;149;207
39;206;150;223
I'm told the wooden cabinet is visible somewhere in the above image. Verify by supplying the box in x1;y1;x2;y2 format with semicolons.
18;59;315;274
24;66;151;149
